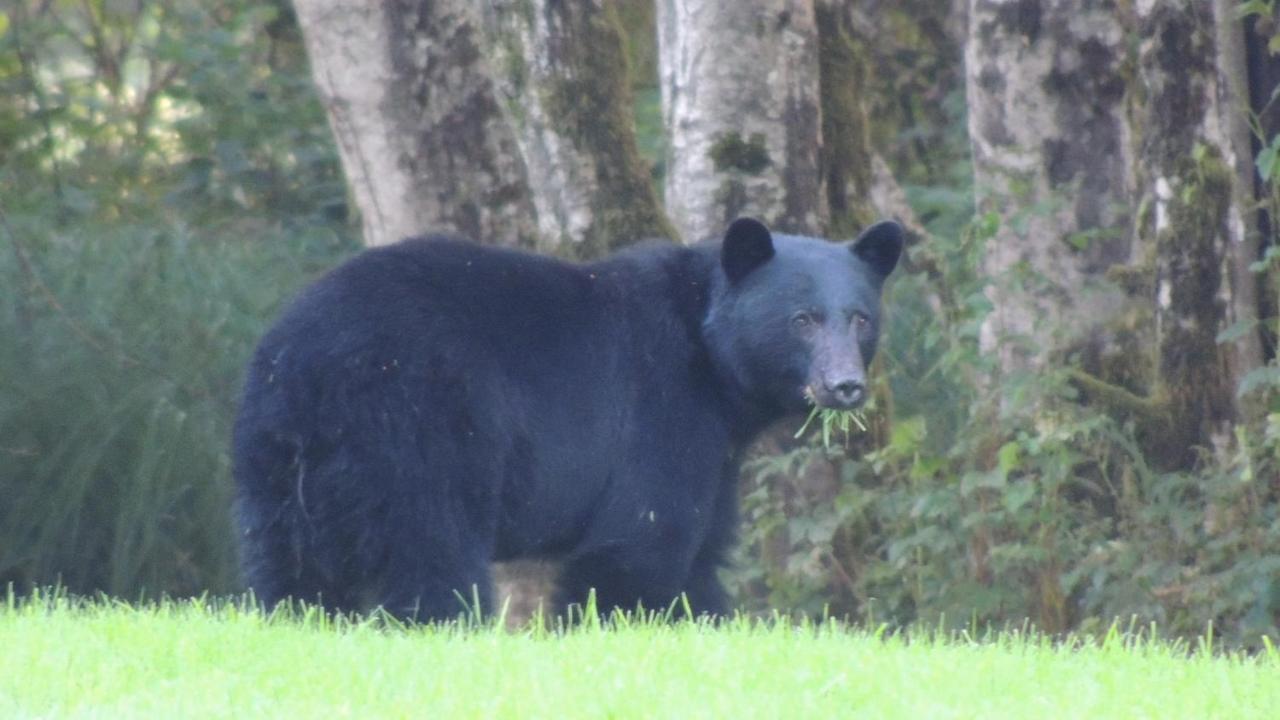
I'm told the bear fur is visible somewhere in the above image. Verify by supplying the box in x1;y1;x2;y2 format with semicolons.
232;217;902;621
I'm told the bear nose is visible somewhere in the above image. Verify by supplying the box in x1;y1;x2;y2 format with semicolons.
828;379;865;407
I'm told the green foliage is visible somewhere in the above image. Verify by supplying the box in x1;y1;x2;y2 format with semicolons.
0;0;358;597
1239;1;1280;404
860;1;970;190
0;217;352;596
616;0;664;186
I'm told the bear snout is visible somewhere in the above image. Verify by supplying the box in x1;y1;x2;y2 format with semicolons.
826;378;865;408
807;334;868;410
810;376;866;410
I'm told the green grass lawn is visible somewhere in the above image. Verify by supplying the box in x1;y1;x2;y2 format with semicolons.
1;597;1276;719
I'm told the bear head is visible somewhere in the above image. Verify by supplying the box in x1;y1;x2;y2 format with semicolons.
704;216;903;415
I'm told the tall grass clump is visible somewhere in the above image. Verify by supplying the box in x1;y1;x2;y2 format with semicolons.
0;0;359;597
0;212;355;596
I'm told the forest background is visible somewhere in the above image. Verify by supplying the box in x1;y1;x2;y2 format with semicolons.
2;0;1279;649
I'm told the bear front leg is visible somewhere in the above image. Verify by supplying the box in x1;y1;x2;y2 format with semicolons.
555;549;729;621
554;546;692;621
678;470;739;619
679;555;730;619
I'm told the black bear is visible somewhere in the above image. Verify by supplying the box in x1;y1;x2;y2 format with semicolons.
232;217;902;621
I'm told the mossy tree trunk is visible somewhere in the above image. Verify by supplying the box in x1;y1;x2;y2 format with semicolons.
292;0;673;622
1119;1;1260;465
965;0;1131;382
967;0;1267;462
964;0;1132;630
292;0;540;248
657;0;823;608
815;1;875;238
963;0;1274;629
658;0;826;240
1212;0;1267;427
476;0;674;256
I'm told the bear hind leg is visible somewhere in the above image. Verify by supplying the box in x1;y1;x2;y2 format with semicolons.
373;542;495;624
237;511;359;617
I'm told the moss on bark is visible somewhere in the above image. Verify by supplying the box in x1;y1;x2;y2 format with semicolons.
1155;149;1235;463
1066;3;1242;470
816;2;875;239
538;2;674;256
708;132;772;175
1072;148;1235;469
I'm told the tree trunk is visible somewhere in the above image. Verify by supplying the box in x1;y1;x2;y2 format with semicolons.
966;0;1265;462
658;0;826;240
816;0;875;237
965;0;1132;380
292;0;675;623
1121;1;1249;464
475;0;673;256
1212;0;1268;426
293;0;540;247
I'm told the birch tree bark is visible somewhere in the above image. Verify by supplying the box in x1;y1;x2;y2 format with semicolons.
293;0;539;248
965;0;1131;379
658;0;826;240
476;0;673;255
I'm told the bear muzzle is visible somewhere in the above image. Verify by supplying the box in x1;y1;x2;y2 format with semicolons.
806;331;869;410
826;378;866;408
809;375;867;410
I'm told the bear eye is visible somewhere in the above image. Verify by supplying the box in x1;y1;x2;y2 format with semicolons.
853;312;870;327
791;311;817;328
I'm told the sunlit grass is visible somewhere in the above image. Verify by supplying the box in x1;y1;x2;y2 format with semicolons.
1;594;1276;719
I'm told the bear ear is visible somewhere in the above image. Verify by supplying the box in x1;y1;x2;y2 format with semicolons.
722;217;776;283
850;220;903;279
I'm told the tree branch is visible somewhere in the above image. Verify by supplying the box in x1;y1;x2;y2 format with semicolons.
11;3;65;204
79;0;121;92
1066;368;1170;423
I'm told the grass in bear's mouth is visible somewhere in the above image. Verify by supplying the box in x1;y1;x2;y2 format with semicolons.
795;404;868;448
